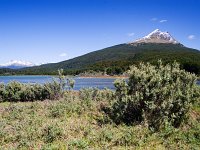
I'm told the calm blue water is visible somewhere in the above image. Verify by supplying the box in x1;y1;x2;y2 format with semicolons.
0;76;53;84
0;76;116;90
0;76;199;90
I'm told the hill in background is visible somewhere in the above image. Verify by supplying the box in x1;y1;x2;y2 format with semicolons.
1;29;200;75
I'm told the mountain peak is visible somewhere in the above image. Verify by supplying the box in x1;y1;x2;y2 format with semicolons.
151;28;161;33
129;29;180;45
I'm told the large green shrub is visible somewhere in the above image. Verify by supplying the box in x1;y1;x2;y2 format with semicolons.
110;60;200;130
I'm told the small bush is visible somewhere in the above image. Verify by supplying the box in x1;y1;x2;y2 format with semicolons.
48;103;66;118
42;124;62;143
68;139;89;149
79;88;114;102
4;81;23;101
98;128;113;143
109;60;200;130
0;83;5;102
20;84;36;101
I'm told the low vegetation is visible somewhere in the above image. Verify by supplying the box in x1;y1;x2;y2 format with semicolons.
0;69;74;102
0;61;200;149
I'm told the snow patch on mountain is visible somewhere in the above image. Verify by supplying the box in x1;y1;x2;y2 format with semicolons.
129;29;180;45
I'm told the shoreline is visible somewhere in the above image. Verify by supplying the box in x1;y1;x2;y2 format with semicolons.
78;75;129;79
0;74;129;79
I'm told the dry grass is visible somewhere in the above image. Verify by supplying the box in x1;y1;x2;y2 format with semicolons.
0;92;200;150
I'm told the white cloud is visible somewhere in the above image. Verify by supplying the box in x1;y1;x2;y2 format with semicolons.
151;18;157;21
151;18;168;23
159;20;167;23
127;32;135;37
59;53;67;57
188;35;196;40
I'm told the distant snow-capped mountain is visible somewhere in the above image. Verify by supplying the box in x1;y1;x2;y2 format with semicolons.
129;29;180;45
0;60;35;69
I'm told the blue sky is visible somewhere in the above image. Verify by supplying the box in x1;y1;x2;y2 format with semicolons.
0;0;199;65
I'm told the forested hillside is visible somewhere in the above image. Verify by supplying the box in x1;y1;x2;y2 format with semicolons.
0;43;200;75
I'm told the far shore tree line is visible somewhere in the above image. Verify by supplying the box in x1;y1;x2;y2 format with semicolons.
0;58;200;76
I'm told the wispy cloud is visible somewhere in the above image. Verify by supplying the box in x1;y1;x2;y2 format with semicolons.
127;32;135;37
150;18;168;23
59;53;67;57
188;35;196;40
159;19;168;23
151;18;157;21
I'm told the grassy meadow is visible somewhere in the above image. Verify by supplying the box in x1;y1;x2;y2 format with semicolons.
0;89;200;149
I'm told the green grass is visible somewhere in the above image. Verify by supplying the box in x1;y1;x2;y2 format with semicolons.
0;90;200;149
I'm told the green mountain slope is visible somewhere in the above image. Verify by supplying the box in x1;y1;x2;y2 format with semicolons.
1;43;200;75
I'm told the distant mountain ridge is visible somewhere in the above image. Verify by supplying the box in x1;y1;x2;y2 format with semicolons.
0;60;35;69
1;29;200;75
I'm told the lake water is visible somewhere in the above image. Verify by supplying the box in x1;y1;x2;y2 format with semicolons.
0;76;116;90
0;76;199;90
